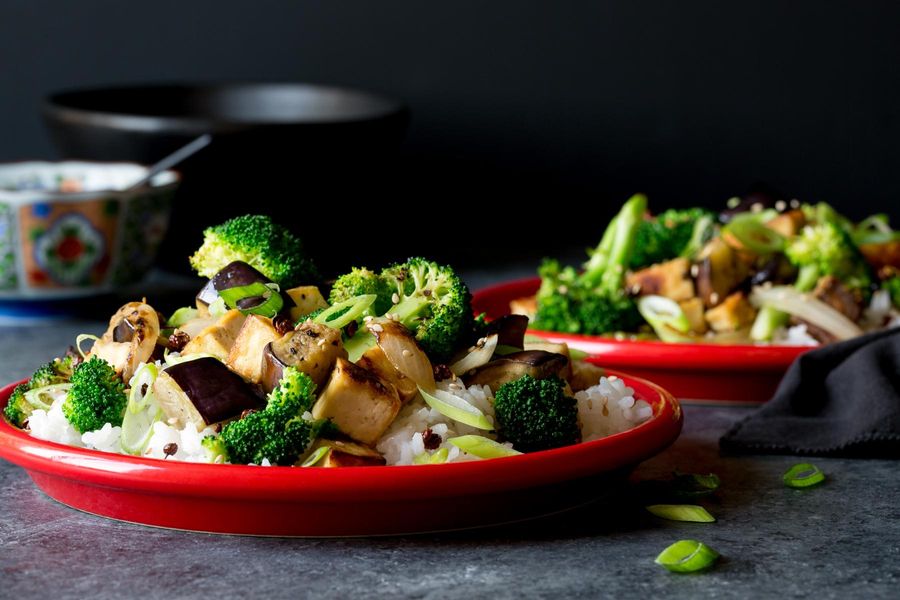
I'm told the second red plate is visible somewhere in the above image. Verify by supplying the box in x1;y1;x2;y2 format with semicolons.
472;277;809;403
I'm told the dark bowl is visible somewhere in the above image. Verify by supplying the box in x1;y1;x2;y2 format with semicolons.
43;83;410;274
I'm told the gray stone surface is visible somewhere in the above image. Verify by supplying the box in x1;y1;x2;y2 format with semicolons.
1;291;898;599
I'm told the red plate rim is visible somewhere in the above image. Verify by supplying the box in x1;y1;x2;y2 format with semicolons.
0;370;682;503
472;277;811;371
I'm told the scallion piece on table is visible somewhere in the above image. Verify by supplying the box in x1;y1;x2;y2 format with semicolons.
646;504;716;523
783;463;825;488
655;540;720;573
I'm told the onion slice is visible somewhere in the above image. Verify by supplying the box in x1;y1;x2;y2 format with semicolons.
449;334;499;376
370;319;435;392
750;285;863;341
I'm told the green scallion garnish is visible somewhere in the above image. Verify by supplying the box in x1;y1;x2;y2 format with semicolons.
783;463;825;488
646;504;716;523
655;540;720;573
218;282;284;318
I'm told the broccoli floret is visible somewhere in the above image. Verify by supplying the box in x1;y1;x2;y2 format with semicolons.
3;384;32;428
189;215;319;287
533;194;646;335
493;375;580;452
329;267;394;317
29;356;75;389
205;366;318;465
380;257;473;360
629;207;717;269
4;356;78;428
62;356;127;434
785;221;873;294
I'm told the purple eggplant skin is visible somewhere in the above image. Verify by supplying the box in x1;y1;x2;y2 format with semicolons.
165;357;264;425
113;318;137;343
485;314;529;349
260;342;288;394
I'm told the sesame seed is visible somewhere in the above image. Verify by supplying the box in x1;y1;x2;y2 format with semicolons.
402;349;412;357
710;292;720;304
630;284;642;295
369;324;383;333
363;316;374;322
751;202;763;213
775;200;786;211
690;264;700;278
726;197;741;209
558;285;568;294
790;199;800;208
167;417;178;425
391;293;400;304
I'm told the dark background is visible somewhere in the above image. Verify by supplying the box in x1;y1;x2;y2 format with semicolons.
1;0;898;272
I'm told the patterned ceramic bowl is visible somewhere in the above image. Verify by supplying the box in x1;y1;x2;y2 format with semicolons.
0;162;178;299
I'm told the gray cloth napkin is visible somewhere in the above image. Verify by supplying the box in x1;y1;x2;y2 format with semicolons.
720;327;900;458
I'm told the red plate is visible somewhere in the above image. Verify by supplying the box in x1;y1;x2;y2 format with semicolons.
0;371;681;536
473;277;810;403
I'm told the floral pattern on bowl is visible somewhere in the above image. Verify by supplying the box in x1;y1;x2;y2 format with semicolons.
0;162;178;299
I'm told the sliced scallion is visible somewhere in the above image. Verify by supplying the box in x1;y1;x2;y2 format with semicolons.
655;540;720;573
23;383;72;411
75;334;99;358
419;386;493;430
314;294;377;330
637;295;692;342
218;282;284;318
646;504;716;523
783;463;825;488
167;306;199;327
300;446;331;467
723;214;785;254
448;435;521;459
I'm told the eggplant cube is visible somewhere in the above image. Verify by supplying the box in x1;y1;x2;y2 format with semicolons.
262;321;346;392
312;358;401;446
182;309;247;361
226;315;278;384
154;358;264;430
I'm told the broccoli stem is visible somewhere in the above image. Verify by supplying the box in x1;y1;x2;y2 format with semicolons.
582;194;647;290
795;264;820;293
387;295;431;330
581;216;618;282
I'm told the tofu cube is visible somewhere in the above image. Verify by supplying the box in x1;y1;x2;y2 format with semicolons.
312;358;401;446
182;309;247;360
226;315;278;384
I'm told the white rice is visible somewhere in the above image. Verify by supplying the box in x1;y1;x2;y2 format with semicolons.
28;393;84;448
376;380;501;465
26;394;214;462
575;375;653;442
376;375;654;464
772;323;820;346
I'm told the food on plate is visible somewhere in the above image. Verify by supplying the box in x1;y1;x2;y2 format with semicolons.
521;190;900;345
3;215;655;467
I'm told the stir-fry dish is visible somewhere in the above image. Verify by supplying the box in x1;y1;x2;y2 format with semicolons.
3;215;653;465
519;191;900;344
